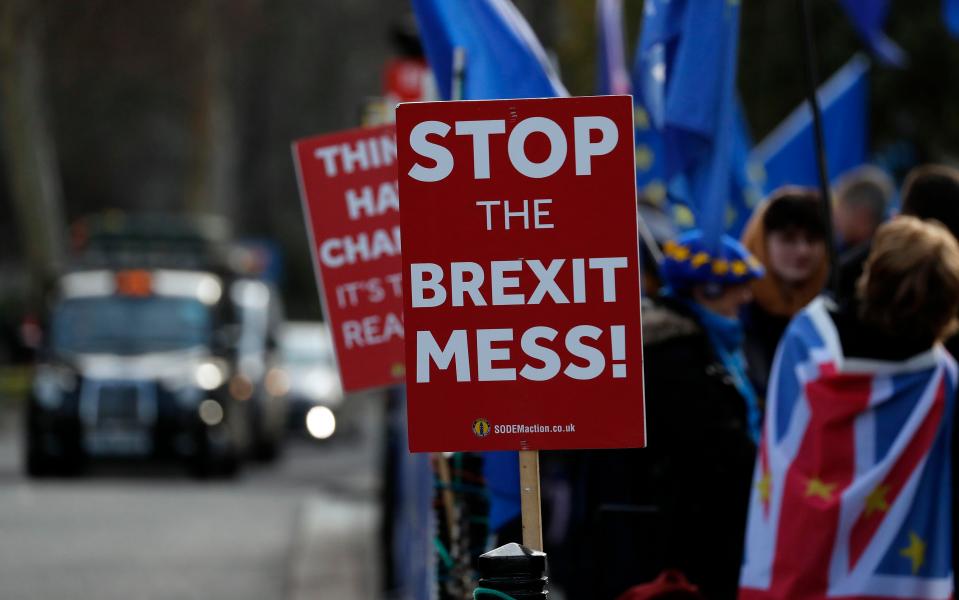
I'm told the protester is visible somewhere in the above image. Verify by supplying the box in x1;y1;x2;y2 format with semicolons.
740;187;829;394
833;165;894;251
899;164;959;238
638;197;678;297
581;229;763;600
835;164;959;303
832;165;894;304
740;217;959;599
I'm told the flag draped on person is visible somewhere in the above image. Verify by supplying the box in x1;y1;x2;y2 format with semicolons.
632;0;751;248
410;0;569;534
838;0;906;67
751;55;870;195
410;0;567;101
740;298;955;600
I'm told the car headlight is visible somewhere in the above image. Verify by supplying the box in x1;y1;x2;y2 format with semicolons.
195;361;225;391
306;406;336;440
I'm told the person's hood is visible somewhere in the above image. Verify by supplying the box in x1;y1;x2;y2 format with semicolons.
740;200;830;317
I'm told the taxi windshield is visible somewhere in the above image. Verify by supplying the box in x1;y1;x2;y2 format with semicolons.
52;296;212;355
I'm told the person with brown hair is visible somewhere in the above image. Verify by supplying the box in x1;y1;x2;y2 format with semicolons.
739;217;959;600
740;187;830;395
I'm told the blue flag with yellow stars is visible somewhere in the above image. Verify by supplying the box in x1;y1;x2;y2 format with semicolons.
633;0;762;242
410;0;567;100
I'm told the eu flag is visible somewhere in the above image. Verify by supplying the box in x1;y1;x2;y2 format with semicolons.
410;0;567;100
633;0;745;249
838;0;906;67
751;54;870;195
946;0;959;37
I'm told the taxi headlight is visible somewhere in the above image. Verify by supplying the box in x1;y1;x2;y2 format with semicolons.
195;362;225;391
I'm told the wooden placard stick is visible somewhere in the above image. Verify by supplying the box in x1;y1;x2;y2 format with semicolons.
519;450;543;551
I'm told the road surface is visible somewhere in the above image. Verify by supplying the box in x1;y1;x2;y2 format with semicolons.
0;395;382;600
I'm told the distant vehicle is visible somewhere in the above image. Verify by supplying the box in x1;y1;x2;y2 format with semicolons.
230;279;288;460
26;268;250;477
279;322;342;440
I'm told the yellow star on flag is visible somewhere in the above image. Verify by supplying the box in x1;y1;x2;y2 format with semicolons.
899;531;926;574
805;477;836;501
635;106;650;130
725;205;738;227
691;252;710;268
635;145;654;171
757;471;772;502
865;484;890;517
747;161;767;185
673;205;695;227
643;181;667;207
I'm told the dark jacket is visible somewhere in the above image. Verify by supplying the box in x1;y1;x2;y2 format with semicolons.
835;241;871;306
575;296;756;600
742;300;791;396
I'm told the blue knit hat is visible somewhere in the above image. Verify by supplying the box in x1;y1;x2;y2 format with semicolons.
660;229;764;291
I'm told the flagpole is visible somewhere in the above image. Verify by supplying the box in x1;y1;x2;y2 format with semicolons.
796;0;840;295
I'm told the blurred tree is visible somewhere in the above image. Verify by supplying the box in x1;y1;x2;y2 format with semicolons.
0;0;67;296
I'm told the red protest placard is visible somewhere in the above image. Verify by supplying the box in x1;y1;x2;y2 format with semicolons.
293;124;405;392
397;96;644;452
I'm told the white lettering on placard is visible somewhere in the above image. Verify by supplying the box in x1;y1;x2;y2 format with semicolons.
409;257;628;307
573;116;618;175
335;273;403;308
319;226;402;268
414;325;624;383
476;328;515;382
342;312;404;349
345;182;399;220
563;325;605;380
314;135;396;177
455;120;506;179
406;116;620;182
519;326;560;381
408;121;453;182
416;330;470;382
410;263;446;308
507;117;567;179
475;199;554;231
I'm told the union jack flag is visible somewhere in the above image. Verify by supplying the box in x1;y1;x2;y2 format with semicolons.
740;298;956;600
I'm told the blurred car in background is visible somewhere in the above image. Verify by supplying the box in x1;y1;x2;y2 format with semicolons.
230;278;288;460
25;213;270;476
279;322;342;441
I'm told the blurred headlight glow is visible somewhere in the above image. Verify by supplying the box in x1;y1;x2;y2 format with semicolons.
195;362;224;390
198;399;224;426
306;406;336;440
265;368;290;397
229;374;254;401
196;276;223;305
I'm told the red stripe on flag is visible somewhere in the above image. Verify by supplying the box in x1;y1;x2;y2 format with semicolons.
766;363;872;599
848;374;946;569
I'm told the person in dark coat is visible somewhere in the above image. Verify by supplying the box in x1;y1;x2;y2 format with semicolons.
740;188;829;395
573;230;764;600
836;164;959;304
831;166;894;303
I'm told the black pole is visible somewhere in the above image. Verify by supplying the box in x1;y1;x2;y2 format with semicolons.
796;0;840;296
